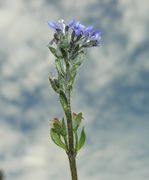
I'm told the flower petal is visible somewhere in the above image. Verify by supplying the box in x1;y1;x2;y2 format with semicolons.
84;26;94;34
48;21;60;29
68;19;75;27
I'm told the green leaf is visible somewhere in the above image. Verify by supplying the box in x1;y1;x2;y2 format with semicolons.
74;131;78;151
50;128;66;150
77;127;86;151
73;112;83;131
49;47;62;58
61;118;67;136
59;90;68;112
55;59;65;77
75;51;85;66
68;64;78;91
49;77;59;93
49;47;57;56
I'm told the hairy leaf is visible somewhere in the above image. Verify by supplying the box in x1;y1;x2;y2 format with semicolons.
75;51;85;66
77;127;86;151
49;47;57;56
55;58;65;77
59;90;68;112
50;128;66;150
68;64;78;91
61;118;67;136
49;47;62;58
49;77;59;93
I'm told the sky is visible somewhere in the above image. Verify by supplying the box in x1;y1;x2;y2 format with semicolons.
0;0;149;179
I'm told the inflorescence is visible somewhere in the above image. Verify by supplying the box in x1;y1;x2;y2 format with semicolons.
48;19;101;60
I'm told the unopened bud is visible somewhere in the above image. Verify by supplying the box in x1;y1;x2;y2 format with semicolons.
72;112;83;131
72;112;77;119
50;118;66;136
52;118;60;125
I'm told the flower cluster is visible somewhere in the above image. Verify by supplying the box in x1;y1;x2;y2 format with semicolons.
48;19;101;60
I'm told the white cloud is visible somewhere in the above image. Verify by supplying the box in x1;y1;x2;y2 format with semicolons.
0;0;149;179
118;0;149;49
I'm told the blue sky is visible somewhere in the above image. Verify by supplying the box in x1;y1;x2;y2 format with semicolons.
0;0;149;179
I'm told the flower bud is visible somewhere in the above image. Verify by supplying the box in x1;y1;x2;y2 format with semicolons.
72;112;77;119
50;118;67;137
72;112;83;131
51;118;62;134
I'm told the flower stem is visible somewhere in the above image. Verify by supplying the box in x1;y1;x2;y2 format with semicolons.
66;103;78;180
68;154;78;180
65;62;78;180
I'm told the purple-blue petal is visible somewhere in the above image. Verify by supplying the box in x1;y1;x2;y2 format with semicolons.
83;26;94;36
91;30;101;40
48;21;60;29
84;26;94;33
68;19;75;27
74;21;80;29
73;22;85;35
75;28;81;35
92;30;101;36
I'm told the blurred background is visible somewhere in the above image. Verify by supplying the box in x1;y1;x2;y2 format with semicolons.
0;0;149;179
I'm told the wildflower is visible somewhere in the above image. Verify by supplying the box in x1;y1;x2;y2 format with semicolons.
48;19;101;52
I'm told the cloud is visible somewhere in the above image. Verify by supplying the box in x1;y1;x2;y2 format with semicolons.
0;0;149;179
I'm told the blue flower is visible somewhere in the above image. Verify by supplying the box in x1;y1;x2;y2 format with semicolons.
48;19;66;33
83;26;93;37
72;21;85;35
90;30;101;40
48;19;101;49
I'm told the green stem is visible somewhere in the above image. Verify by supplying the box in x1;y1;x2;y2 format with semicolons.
68;154;78;180
64;62;78;180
